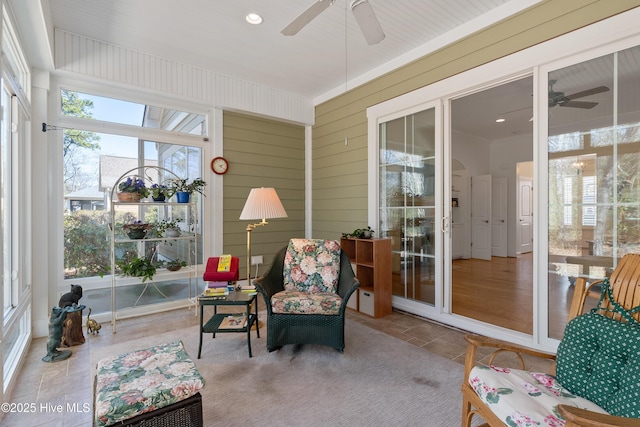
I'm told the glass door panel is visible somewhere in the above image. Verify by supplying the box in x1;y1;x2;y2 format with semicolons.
379;108;436;305
547;46;640;339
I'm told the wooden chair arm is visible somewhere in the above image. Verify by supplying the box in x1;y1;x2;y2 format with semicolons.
464;334;557;360
463;334;556;379
559;405;640;427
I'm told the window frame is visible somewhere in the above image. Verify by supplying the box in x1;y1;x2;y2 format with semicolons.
53;80;212;308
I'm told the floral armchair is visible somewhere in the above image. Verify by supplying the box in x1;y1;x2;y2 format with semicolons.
253;239;359;352
462;253;640;426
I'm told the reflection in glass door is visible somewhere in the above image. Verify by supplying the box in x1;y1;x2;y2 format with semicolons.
547;46;640;340
379;108;437;305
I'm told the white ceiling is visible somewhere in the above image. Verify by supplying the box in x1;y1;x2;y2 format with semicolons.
46;0;538;103
34;0;632;142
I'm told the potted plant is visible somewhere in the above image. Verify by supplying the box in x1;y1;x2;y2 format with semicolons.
169;178;207;203
116;176;150;202
117;255;159;282
154;218;182;238
150;184;172;202
341;226;375;239
122;220;153;239
165;259;187;272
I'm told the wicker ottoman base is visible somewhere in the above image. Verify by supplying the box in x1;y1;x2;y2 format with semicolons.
112;392;203;427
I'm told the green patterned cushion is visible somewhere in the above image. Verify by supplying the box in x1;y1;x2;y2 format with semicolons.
556;312;640;418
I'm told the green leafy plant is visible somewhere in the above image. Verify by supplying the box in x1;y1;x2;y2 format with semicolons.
153;218;182;237
117;255;160;282
165;259;187;271
150;183;173;199
122;220;153;239
64;210;111;279
117;176;150;197
341;226;375;239
169;178;207;195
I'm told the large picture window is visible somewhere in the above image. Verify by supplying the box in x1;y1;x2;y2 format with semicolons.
61;90;207;314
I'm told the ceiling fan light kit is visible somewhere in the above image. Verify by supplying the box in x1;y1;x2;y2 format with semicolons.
281;0;384;45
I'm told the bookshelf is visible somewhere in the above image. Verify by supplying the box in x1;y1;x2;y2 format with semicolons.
340;237;392;318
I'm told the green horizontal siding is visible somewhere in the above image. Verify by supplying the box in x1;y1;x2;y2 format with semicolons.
312;0;640;239
222;111;305;278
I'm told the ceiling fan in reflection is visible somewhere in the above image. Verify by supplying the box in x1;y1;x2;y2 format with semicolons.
548;80;609;109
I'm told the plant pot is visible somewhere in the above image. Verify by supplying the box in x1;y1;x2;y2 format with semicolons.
176;191;190;203
166;264;182;272
362;230;372;239
117;192;141;202
152;194;166;202
164;228;181;237
126;229;147;239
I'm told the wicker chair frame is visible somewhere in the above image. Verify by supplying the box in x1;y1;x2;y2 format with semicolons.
254;246;359;353
461;253;640;427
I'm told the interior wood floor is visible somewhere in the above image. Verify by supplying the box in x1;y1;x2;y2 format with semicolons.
452;253;577;338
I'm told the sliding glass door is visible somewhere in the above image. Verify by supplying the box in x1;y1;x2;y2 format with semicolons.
378;105;440;308
547;45;640;339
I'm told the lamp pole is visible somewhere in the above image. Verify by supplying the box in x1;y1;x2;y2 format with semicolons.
245;219;267;285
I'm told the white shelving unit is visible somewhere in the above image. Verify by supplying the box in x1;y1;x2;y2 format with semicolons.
109;166;198;332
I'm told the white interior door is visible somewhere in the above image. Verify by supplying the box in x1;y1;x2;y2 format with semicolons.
491;177;508;257
471;174;491;260
518;176;533;254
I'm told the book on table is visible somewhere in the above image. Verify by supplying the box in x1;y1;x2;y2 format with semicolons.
217;254;232;272
240;285;257;295
207;281;228;288
219;313;247;329
202;288;228;298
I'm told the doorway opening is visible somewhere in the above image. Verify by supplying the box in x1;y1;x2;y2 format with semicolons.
449;76;534;334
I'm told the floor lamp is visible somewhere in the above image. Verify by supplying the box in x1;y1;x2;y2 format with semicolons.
239;187;288;284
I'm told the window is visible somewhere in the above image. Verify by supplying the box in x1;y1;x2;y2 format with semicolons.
548;45;640;340
61;90;207;136
582;175;597;226
61;90;207;314
2;4;32;395
563;176;573;226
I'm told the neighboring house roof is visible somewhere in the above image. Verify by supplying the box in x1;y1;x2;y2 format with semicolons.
63;187;104;201
98;155;158;192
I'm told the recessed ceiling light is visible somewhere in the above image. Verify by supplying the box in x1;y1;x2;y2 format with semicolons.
246;13;263;25
495;118;506;123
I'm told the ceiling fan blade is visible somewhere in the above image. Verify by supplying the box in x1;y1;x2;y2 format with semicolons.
351;0;385;45
281;0;335;36
561;100;599;109
565;86;609;100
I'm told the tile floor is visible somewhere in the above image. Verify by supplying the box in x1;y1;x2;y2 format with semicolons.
0;303;552;426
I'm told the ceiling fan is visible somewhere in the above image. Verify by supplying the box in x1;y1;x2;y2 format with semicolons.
548;80;610;109
281;0;385;45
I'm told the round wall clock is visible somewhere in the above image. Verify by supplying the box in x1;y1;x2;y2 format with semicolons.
211;156;229;175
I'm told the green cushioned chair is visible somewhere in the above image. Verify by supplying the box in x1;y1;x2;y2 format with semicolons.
253;239;359;353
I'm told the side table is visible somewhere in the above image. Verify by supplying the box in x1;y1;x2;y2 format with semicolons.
198;291;259;358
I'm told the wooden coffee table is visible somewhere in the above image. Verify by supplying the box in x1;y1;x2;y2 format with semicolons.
197;290;259;358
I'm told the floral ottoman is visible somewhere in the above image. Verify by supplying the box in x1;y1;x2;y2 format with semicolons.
94;340;205;427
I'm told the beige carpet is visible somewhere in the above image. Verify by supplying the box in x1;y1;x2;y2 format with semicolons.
91;319;469;426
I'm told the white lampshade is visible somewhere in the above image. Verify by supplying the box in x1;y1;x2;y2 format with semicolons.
239;187;288;220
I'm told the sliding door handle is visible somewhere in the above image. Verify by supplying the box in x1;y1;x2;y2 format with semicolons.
441;216;449;233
